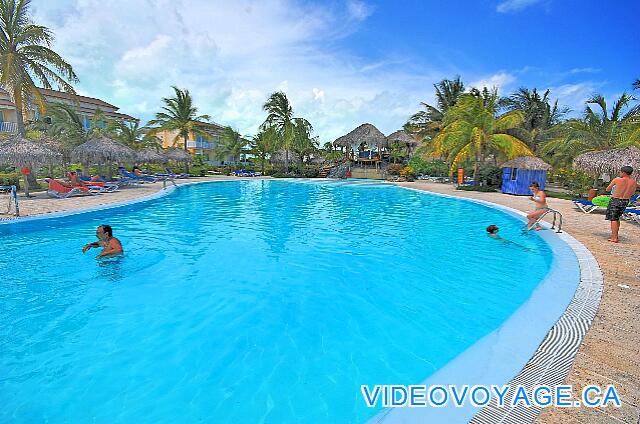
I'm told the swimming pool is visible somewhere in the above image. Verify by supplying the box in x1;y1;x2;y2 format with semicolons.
1;180;561;423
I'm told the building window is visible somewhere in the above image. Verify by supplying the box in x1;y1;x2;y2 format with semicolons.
510;168;518;181
83;115;91;130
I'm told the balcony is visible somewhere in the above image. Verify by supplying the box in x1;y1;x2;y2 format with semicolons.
0;121;17;133
186;140;215;150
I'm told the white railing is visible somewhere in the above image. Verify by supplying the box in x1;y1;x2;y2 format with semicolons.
0;121;17;133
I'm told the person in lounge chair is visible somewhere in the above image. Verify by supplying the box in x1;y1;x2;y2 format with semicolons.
525;182;548;231
82;224;123;258
604;165;638;243
133;165;144;176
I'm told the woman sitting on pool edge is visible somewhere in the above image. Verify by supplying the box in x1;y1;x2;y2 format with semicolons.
82;225;123;258
526;182;548;231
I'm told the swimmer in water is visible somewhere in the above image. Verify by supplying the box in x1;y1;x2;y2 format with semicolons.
525;182;548;231
487;224;534;251
82;224;123;258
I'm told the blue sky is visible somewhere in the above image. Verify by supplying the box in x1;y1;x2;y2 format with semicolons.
32;0;638;142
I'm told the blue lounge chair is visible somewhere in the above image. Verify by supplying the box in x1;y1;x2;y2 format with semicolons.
572;199;601;213
156;168;190;179
624;208;640;224
118;167;157;183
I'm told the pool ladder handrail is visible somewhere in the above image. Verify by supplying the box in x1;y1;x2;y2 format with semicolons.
535;207;563;233
0;185;19;217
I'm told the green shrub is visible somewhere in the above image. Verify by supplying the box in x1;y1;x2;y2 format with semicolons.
0;172;20;188
408;157;448;176
385;163;404;176
477;166;502;187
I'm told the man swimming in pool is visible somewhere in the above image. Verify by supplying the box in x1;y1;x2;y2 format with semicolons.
82;224;123;258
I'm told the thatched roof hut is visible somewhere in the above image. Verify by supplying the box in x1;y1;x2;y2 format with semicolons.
164;148;193;163
573;146;640;177
71;136;136;164
386;130;415;146
334;123;386;150
500;156;551;170
387;130;421;156
137;148;167;163
0;135;62;167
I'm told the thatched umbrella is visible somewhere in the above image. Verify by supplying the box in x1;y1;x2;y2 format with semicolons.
573;146;640;178
0;135;62;196
71;136;136;179
137;148;167;164
164;148;193;173
334;123;386;160
387;130;420;157
500;156;552;170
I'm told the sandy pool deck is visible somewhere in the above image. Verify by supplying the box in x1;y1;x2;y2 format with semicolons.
2;177;638;423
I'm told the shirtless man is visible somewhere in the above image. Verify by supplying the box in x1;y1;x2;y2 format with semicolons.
526;182;548;231
605;166;638;243
82;224;124;258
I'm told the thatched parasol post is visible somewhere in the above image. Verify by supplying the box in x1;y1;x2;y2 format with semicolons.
0;135;62;197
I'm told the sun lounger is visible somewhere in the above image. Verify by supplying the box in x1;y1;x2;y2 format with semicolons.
623;208;640;224
47;179;102;198
233;169;257;177
118;167;157;183
572;199;602;213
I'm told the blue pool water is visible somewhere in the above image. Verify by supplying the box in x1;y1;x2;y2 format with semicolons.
0;180;553;423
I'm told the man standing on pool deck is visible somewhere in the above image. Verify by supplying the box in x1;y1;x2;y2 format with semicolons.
82;225;123;258
605;166;638;243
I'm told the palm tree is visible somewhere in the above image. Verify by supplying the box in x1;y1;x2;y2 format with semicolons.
0;0;78;136
426;91;533;182
290;117;316;168
214;126;246;163
501;88;568;151
540;93;640;167
634;79;640;90
263;91;294;172
405;76;465;142
147;86;210;153
250;126;279;174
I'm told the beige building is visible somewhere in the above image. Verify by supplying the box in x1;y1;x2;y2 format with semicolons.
0;88;136;133
158;120;237;164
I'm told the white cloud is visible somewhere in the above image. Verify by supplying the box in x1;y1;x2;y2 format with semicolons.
347;0;373;21
32;0;587;144
469;72;516;93
550;82;601;115
29;0;438;143
496;0;545;13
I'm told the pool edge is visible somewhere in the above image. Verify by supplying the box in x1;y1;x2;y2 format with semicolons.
370;185;602;424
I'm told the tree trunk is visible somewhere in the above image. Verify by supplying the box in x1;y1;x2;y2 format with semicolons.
22;174;30;197
183;135;190;173
473;152;480;184
15;106;35;196
261;153;266;174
